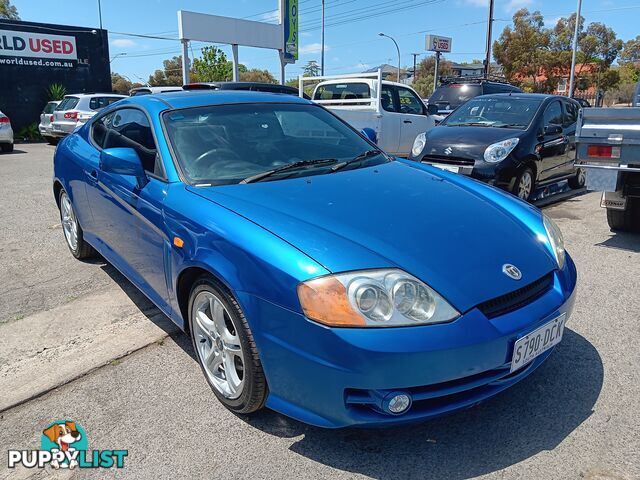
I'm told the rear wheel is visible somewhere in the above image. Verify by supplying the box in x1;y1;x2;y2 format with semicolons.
1;143;13;153
568;168;586;189
45;136;59;146
512;167;535;202
58;190;96;259
188;277;267;414
606;198;640;232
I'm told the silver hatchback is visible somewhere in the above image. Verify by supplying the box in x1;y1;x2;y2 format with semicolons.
51;94;125;139
38;101;61;145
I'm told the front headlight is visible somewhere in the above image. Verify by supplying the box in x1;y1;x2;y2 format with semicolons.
483;137;519;163
412;132;426;157
297;269;459;327
543;214;566;269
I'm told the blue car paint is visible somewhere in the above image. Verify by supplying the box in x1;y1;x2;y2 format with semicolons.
53;91;577;428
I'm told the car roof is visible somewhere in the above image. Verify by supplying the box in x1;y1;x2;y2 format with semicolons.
64;93;126;98
117;90;312;110
480;93;575;101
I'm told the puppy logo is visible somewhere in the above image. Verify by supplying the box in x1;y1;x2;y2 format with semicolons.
41;420;87;469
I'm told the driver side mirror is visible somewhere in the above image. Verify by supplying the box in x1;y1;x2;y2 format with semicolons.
543;124;562;136
426;104;439;115
100;147;148;189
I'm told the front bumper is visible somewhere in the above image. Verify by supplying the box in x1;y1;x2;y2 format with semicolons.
238;255;577;428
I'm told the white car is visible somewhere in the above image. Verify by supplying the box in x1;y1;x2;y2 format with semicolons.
50;94;126;139
301;71;436;157
38;100;61;145
0;110;13;153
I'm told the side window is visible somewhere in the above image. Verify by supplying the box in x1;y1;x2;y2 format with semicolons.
102;109;162;176
380;85;398;112
91;112;115;149
543;101;563;127
396;87;425;115
563;101;578;127
89;97;122;111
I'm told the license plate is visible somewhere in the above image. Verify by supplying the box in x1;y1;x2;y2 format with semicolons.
601;191;627;211
432;164;460;173
510;314;566;372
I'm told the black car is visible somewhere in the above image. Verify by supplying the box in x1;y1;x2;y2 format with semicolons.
427;77;522;116
182;81;309;98
409;93;585;201
574;98;591;108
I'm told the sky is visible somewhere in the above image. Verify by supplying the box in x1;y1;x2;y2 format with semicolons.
10;0;640;83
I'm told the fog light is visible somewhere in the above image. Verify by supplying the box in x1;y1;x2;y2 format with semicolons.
384;392;412;415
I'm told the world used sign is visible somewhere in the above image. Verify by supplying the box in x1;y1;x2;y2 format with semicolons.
425;34;452;53
0;30;78;60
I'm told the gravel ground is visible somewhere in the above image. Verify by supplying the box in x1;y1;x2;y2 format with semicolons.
0;144;638;479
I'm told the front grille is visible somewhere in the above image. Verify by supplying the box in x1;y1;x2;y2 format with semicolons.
421;155;475;166
477;272;554;319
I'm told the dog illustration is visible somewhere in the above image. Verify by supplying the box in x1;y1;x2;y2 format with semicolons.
42;421;82;469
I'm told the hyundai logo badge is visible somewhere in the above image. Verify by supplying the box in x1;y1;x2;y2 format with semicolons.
502;264;522;280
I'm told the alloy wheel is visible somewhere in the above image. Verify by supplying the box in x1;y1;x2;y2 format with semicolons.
192;291;245;399
517;171;533;200
61;193;78;251
578;168;586;186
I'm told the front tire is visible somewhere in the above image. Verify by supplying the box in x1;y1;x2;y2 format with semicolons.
58;190;96;259
188;277;267;414
512;167;535;202
606;198;640;232
1;143;13;153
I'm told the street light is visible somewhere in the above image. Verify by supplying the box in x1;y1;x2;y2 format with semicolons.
378;32;401;82
110;53;127;63
568;0;583;98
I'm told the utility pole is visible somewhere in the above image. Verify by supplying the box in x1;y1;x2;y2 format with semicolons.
433;51;441;91
411;53;420;82
568;0;583;98
97;0;103;30
321;0;325;75
483;0;494;78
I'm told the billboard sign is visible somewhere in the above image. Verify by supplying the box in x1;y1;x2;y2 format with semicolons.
0;29;77;65
425;34;452;53
283;0;298;62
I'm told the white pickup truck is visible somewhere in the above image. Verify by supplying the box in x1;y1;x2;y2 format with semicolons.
300;71;437;157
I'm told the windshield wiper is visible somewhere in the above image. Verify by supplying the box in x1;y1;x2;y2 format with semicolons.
495;123;526;128
240;158;337;184
330;149;384;173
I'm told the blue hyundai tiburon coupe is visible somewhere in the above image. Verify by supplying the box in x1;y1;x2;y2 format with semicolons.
53;91;576;428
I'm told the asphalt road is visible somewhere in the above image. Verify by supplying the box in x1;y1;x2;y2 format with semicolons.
1;144;639;479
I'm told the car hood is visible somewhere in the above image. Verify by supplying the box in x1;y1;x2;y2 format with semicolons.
422;125;526;160
188;161;556;312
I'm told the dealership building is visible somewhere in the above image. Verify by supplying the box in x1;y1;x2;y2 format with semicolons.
0;19;111;132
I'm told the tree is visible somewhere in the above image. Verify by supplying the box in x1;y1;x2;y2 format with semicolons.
111;73;142;94
239;68;277;84
302;60;321;77
148;56;185;86
411;55;453;97
0;0;19;19
493;9;551;89
191;46;238;82
619;35;640;65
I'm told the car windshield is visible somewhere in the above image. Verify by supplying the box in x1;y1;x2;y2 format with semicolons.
428;84;481;109
444;96;542;129
163;103;386;185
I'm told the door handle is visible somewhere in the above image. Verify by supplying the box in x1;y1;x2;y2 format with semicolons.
403;120;413;124
86;170;98;180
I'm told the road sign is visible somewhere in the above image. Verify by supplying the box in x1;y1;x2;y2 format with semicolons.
283;0;298;62
426;35;452;53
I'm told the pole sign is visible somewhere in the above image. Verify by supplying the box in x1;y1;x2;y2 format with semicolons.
0;29;77;67
425;34;452;53
283;0;298;63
